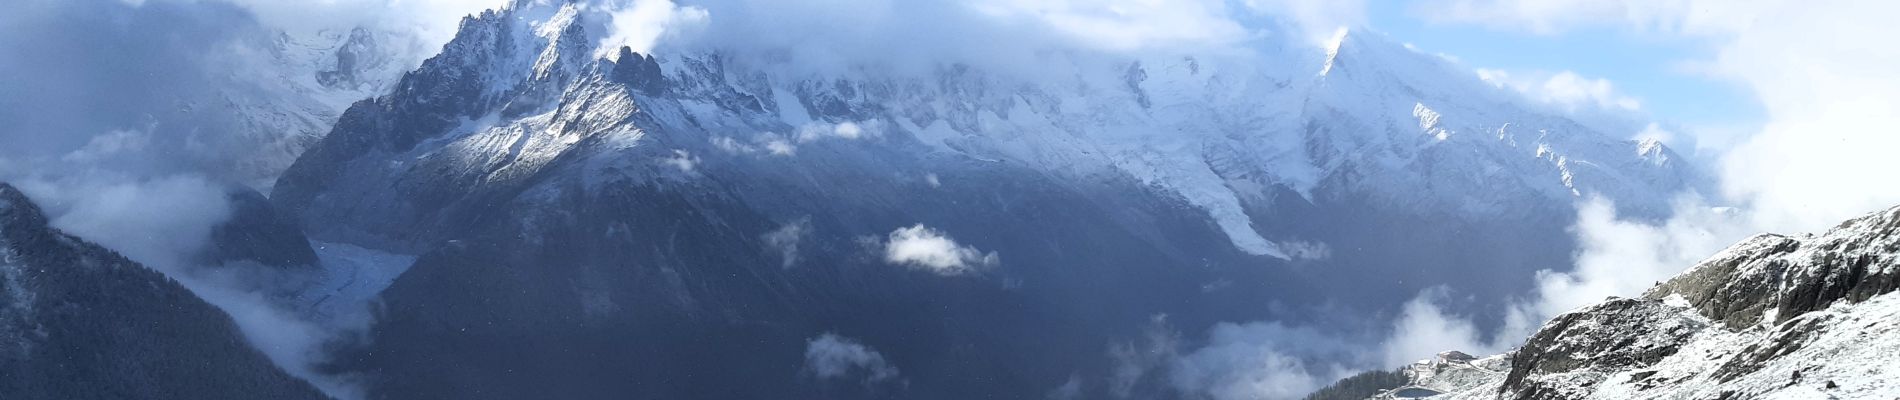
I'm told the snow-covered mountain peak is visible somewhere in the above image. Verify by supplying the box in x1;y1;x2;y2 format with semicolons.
278;2;1706;257
1319;27;1350;76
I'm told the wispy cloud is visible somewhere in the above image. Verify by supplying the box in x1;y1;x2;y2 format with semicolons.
1242;0;1368;44
795;120;880;143
1409;0;1698;35
1377;287;1515;367
805;333;900;384
763;218;810;268
594;0;709;58
1169;320;1352;400
658;149;700;173
5;171;373;398
1476;68;1643;112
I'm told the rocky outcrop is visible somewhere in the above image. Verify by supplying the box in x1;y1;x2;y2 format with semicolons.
201;186;320;269
1644;205;1900;329
1354;204;1900;400
610;47;668;95
1498;298;1710;399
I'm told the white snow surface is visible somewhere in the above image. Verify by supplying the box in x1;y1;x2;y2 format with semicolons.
1387;205;1900;399
652;28;1693;257
0;235;40;360
1420;294;1900;400
209;25;421;187
298;241;417;323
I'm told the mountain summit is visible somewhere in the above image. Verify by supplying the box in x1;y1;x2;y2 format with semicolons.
251;2;1716;398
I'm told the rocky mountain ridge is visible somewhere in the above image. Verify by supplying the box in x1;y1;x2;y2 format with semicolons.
1373;205;1900;399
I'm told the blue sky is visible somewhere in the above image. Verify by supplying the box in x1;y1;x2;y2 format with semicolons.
1362;3;1764;134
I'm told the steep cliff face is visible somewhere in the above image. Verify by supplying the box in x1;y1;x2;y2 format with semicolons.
1365;205;1900;400
0;184;327;400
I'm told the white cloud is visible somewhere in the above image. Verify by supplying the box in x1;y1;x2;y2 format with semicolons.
217;0;506;51
1241;0;1368;44
1411;6;1900;365
60;128;153;164
1386;196;1752;366
1421;0;1900;234
1529;197;1749;318
804;333;900;383
661;0;1343;77
1410;4;1900;359
1109;315;1180;398
1634;122;1680;146
763;218;809;268
593;0;708;58
4;170;377;399
1409;0;1702;35
1274;240;1331;262
966;0;1254;52
882;224;998;275
1136;293;1542;400
1378;287;1512;367
709;136;754;154
1363;197;1746;371
763;137;798;156
1048;375;1084;400
796;120;881;143
1169;321;1353;400
658;149;699;173
1475;68;1642;112
12;174;232;271
710;133;798;156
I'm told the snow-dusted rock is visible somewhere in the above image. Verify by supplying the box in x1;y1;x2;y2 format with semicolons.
1372;204;1900;400
1645;205;1900;329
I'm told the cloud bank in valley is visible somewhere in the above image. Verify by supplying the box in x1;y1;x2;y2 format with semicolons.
0;2;512;397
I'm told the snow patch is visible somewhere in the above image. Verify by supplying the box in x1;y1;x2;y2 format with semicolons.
0;242;40;360
302;241;417;322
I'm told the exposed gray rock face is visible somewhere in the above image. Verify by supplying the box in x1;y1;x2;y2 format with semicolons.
201;186;320;269
1644;205;1900;329
1708;310;1837;383
0;183;327;400
1498;298;1710;399
1352;204;1900;400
